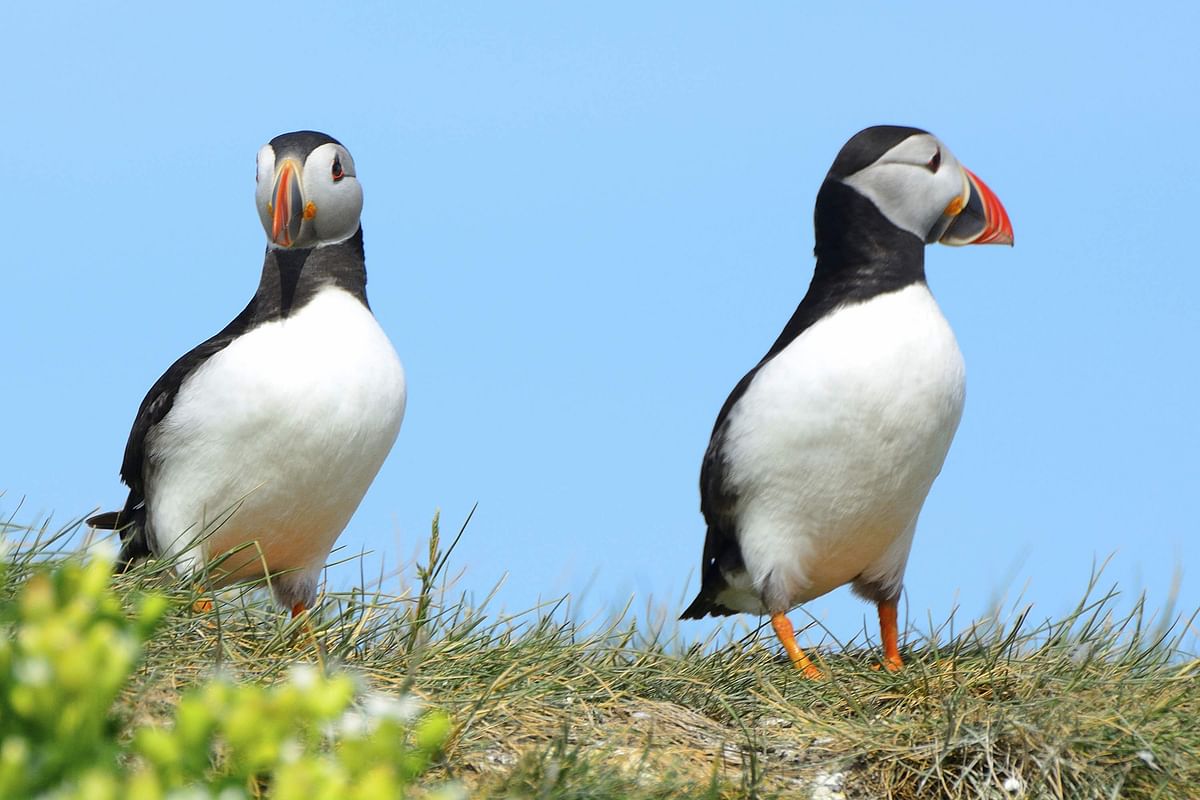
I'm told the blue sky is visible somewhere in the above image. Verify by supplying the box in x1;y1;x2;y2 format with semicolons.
5;4;1198;648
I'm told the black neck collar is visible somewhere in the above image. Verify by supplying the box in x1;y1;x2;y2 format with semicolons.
758;181;925;362
252;227;369;322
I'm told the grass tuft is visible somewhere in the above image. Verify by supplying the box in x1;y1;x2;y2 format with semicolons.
2;510;1197;798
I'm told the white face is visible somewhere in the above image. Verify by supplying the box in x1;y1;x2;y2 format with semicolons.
254;141;364;248
841;133;971;243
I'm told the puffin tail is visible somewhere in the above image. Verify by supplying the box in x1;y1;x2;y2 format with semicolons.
680;520;744;620
679;580;739;620
86;510;123;529
680;593;715;620
87;507;152;573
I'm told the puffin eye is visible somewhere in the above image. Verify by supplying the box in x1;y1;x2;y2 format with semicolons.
331;155;344;182
926;149;941;173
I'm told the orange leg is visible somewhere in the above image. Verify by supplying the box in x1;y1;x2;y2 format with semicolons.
191;585;213;614
291;601;307;618
877;599;904;672
771;612;824;679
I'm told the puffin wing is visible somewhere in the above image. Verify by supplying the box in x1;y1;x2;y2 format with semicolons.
89;296;259;563
682;368;760;619
682;295;831;619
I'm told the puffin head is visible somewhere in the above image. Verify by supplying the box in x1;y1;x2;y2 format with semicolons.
254;131;363;249
827;125;1013;247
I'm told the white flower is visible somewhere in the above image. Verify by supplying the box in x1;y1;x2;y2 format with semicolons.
288;664;320;691
14;658;52;686
336;709;370;738
365;692;423;723
89;535;119;564
280;737;304;764
328;689;424;739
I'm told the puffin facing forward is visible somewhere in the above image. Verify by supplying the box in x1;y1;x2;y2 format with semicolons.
89;131;406;616
681;126;1013;677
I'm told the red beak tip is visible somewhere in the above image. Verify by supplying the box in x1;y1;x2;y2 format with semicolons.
965;168;1013;248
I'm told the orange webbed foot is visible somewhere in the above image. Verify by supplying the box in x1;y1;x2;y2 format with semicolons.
771;612;824;679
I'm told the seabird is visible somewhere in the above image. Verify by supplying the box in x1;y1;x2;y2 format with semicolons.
681;125;1013;676
89;131;406;616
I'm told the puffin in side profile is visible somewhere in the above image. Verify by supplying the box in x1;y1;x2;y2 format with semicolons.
89;131;407;616
681;126;1013;677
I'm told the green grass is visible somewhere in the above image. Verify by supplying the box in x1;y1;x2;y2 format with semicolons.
3;510;1198;799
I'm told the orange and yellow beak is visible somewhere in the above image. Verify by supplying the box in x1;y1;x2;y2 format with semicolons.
938;168;1014;246
269;159;304;247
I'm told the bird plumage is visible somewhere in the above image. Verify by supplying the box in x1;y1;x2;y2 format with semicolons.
682;125;1012;675
89;132;405;613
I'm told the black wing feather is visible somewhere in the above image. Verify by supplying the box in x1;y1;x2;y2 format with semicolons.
681;172;931;620
681;368;758;619
118;299;257;494
87;228;371;571
87;296;259;564
681;275;845;620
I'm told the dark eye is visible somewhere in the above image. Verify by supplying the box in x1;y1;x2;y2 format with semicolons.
926;149;941;173
331;155;345;182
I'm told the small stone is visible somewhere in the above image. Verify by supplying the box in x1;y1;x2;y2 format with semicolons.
810;770;846;800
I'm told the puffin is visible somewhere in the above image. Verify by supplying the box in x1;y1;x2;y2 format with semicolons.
88;131;407;616
681;126;1013;677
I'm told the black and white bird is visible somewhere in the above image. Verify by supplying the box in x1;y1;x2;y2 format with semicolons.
89;131;406;616
681;126;1012;677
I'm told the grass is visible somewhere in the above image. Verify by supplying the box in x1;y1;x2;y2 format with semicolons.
3;509;1198;799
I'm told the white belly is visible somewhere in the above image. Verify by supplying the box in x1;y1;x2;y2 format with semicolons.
722;283;965;610
146;287;407;584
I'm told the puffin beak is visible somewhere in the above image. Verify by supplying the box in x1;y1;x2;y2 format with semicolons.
938;168;1014;246
270;159;304;247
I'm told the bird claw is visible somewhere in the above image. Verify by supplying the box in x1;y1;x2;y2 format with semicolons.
192;598;214;614
871;655;904;673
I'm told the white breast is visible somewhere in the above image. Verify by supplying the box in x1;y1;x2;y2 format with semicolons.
721;283;965;612
146;287;407;584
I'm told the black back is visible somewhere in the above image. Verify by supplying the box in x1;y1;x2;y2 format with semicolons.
682;129;929;619
88;229;369;567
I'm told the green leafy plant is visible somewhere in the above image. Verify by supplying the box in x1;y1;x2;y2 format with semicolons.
0;549;460;800
0;549;167;797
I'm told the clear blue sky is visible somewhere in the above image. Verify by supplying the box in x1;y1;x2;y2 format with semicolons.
4;4;1198;648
